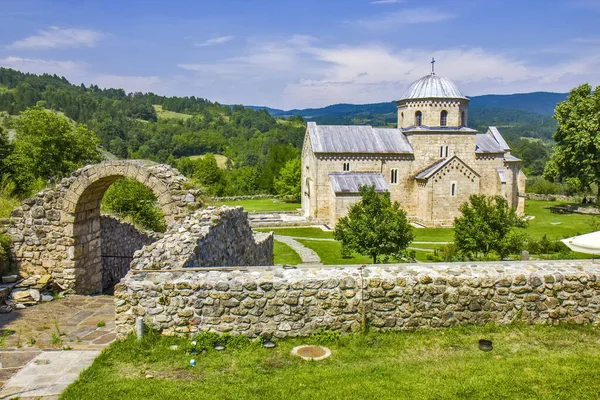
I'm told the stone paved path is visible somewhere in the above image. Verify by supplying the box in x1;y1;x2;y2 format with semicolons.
0;350;100;399
274;235;322;264
0;295;116;398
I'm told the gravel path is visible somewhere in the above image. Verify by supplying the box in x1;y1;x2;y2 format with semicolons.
274;235;322;264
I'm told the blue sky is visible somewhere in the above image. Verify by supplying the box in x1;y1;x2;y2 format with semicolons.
1;0;599;108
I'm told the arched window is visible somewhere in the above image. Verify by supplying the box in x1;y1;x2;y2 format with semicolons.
415;111;422;127
440;110;448;127
461;111;465;126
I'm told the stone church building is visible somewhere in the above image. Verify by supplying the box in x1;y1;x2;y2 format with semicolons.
301;71;527;227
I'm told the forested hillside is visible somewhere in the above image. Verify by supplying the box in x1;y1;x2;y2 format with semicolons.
0;67;305;197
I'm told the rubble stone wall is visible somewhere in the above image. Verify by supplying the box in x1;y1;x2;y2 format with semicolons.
3;160;200;294
129;206;273;271
115;260;600;338
100;216;160;293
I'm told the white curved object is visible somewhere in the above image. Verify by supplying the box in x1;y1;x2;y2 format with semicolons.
561;231;600;255
400;74;466;100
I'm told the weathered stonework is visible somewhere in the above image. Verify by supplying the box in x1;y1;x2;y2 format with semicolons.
115;260;600;338
4;160;200;294
129;206;273;271
100;216;161;293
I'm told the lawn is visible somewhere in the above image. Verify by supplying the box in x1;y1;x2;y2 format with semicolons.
256;227;334;239
62;324;600;400
412;227;454;242
188;154;229;168
273;240;302;265
297;239;372;264
213;198;301;213
524;199;597;239
153;105;192;120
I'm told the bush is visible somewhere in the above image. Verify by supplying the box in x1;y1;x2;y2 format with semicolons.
101;178;166;232
0;232;13;274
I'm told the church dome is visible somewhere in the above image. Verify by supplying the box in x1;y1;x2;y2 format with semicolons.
400;74;466;100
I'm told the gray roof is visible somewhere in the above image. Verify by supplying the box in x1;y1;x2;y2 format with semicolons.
415;156;480;180
476;133;506;153
488;127;510;151
329;173;389;193
415;158;452;180
504;154;521;162
400;74;467;100
308;122;413;154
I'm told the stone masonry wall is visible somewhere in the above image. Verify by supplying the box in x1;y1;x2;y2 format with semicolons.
116;260;600;338
2;160;200;294
129;206;273;271
100;216;161;293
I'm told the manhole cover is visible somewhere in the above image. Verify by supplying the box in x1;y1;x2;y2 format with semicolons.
291;345;331;361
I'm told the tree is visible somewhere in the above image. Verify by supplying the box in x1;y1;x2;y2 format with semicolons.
334;185;414;264
273;157;301;201
543;84;600;203
194;153;224;196
454;195;528;259
4;107;101;194
102;178;166;232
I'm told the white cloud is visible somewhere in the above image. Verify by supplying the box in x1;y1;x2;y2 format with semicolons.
92;74;162;93
356;8;456;29
194;35;234;47
371;0;406;4
0;56;85;76
9;27;103;49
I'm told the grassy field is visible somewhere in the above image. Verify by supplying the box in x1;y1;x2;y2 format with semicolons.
153;105;192;120
188;154;229;168
273;240;302;265
0;195;20;218
297;239;372;264
213;198;301;213
62;324;600;400
524;199;597;239
256;227;334;239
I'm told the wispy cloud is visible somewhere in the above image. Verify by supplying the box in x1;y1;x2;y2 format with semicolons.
357;7;456;29
371;0;406;4
9;27;103;49
0;56;85;75
194;35;234;47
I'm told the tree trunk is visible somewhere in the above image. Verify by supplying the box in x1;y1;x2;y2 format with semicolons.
372;254;377;264
597;184;600;205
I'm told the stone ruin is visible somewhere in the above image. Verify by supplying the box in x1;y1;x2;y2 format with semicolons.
1;160;201;296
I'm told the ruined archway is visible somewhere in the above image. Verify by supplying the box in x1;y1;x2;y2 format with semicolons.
5;160;200;294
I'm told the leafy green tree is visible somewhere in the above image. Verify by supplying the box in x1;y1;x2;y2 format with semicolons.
4;107;101;194
274;157;301;201
101;178;166;232
0;126;12;177
194;153;224;196
334;185;414;264
544;84;600;202
454;195;528;260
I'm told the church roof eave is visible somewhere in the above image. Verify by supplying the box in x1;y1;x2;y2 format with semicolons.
414;155;481;181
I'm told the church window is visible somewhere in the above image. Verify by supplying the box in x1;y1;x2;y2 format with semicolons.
451;182;456;196
390;168;398;184
445;146;449;157
461;111;465;126
439;146;444;158
343;162;350;171
440;110;448;126
415;111;422;126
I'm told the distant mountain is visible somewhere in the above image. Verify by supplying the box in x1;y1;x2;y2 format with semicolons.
248;91;568;120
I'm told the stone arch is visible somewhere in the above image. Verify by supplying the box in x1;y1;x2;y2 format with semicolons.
5;160;200;294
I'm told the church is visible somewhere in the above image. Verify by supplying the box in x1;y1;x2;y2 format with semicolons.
300;67;527;227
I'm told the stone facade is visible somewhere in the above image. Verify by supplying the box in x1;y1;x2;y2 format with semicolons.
301;74;527;227
115;260;600;339
100;216;161;293
129;206;274;271
2;160;200;295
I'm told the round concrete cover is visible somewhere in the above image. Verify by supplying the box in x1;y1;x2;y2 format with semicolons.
291;345;332;361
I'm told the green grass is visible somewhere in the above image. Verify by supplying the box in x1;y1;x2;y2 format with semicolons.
256;227;334;239
212;199;301;213
273;240;302;265
153;105;192;120
524;199;597;240
0;194;20;218
296;239;372;264
412;228;454;242
188;154;229;168
62;324;600;400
